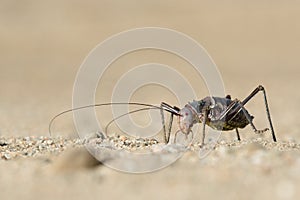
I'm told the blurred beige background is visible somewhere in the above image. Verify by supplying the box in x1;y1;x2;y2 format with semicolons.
1;1;300;200
1;0;300;139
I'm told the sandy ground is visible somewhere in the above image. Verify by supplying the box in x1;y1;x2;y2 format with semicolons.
1;1;300;200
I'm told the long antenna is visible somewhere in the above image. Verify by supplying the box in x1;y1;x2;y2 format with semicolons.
48;102;164;136
104;107;161;134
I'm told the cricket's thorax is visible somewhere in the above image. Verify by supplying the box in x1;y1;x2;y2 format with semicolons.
207;97;253;131
178;97;254;133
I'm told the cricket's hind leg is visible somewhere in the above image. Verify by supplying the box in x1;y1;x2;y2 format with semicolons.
228;100;269;136
241;85;276;142
227;85;276;142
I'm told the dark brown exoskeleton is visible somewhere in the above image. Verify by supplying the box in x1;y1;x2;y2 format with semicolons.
49;85;277;146
159;85;277;145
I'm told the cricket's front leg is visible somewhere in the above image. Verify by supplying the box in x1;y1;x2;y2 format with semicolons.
160;102;181;143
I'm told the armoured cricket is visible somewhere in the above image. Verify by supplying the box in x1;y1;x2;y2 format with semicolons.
49;85;277;146
159;85;277;145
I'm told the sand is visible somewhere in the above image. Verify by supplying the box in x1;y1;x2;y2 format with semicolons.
1;136;300;200
1;1;300;200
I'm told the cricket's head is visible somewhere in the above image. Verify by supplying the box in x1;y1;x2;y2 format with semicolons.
177;98;213;134
178;105;198;134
